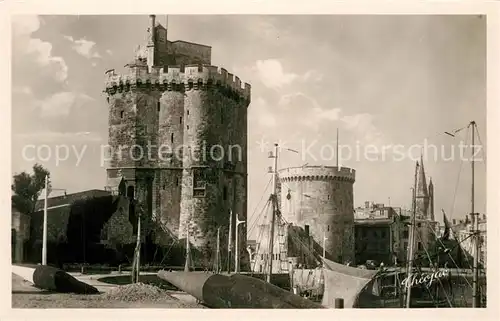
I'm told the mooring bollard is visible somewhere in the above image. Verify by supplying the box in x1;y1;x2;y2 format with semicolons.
334;298;344;309
118;264;122;274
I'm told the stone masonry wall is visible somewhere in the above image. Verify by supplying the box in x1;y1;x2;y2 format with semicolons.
279;166;355;263
105;60;250;268
178;87;248;267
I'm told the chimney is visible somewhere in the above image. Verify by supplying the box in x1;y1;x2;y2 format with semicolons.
304;225;310;236
365;201;370;208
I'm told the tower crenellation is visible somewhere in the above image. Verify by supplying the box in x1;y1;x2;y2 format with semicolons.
105;64;251;101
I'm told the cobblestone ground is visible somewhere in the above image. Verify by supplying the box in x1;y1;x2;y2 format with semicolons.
11;274;204;309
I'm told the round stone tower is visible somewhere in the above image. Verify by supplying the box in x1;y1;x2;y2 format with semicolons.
104;15;250;269
278;166;356;263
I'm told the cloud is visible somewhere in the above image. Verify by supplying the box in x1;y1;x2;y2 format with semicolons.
35;92;94;118
14;131;102;142
278;92;341;128
255;59;298;89
12;86;33;95
275;92;383;144
341;113;383;145
302;70;324;82
26;38;69;82
64;36;102;59
12;15;69;83
248;97;277;128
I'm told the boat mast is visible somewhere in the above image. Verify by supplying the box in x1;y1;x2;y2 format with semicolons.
184;225;191;272
227;210;233;273
266;143;279;283
405;161;419;308
215;227;221;273
470;120;480;308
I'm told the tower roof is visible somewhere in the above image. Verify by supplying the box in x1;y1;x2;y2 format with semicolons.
416;155;428;197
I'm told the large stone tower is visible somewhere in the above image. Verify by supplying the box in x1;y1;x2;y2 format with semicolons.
278;166;356;263
103;15;251;268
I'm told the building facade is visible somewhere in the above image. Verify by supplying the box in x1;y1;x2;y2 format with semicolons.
103;15;251;268
11;208;30;263
443;214;487;266
353;158;439;266
354;202;399;265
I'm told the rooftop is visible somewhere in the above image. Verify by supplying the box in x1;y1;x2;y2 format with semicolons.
34;189;111;212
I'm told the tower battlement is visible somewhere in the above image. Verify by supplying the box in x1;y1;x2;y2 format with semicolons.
104;64;251;100
278;166;356;183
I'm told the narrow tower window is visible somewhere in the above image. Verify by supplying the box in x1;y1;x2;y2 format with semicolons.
223;186;228;201
176;177;179;186
127;186;135;199
171;133;174;144
120;111;124;118
180;116;183;124
192;168;207;197
157;102;160;112
187;110;190;116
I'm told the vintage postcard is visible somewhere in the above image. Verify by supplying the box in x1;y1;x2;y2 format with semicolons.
2;0;499;319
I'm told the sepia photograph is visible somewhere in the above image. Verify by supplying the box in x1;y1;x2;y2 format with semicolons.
7;7;494;312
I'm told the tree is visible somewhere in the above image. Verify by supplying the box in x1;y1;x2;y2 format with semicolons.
11;163;51;216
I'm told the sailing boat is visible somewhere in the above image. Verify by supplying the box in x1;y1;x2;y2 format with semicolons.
399;121;486;308
250;122;487;309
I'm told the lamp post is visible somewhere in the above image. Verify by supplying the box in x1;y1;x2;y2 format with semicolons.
235;215;246;273
42;175;49;265
42;174;66;266
322;231;328;258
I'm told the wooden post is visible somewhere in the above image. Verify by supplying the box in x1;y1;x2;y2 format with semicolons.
335;298;344;309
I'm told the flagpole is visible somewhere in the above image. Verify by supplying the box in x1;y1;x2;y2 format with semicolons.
227;210;233;273
405;161;419;308
42;174;49;265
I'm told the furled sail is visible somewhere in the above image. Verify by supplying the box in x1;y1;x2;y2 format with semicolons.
321;257;379;308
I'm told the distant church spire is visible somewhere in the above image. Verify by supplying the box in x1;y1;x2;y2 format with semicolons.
415;154;430;219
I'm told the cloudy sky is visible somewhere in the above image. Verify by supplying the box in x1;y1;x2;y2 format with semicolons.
11;15;486;237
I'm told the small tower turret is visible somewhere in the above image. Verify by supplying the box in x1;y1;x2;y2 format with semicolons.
147;14;156;70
